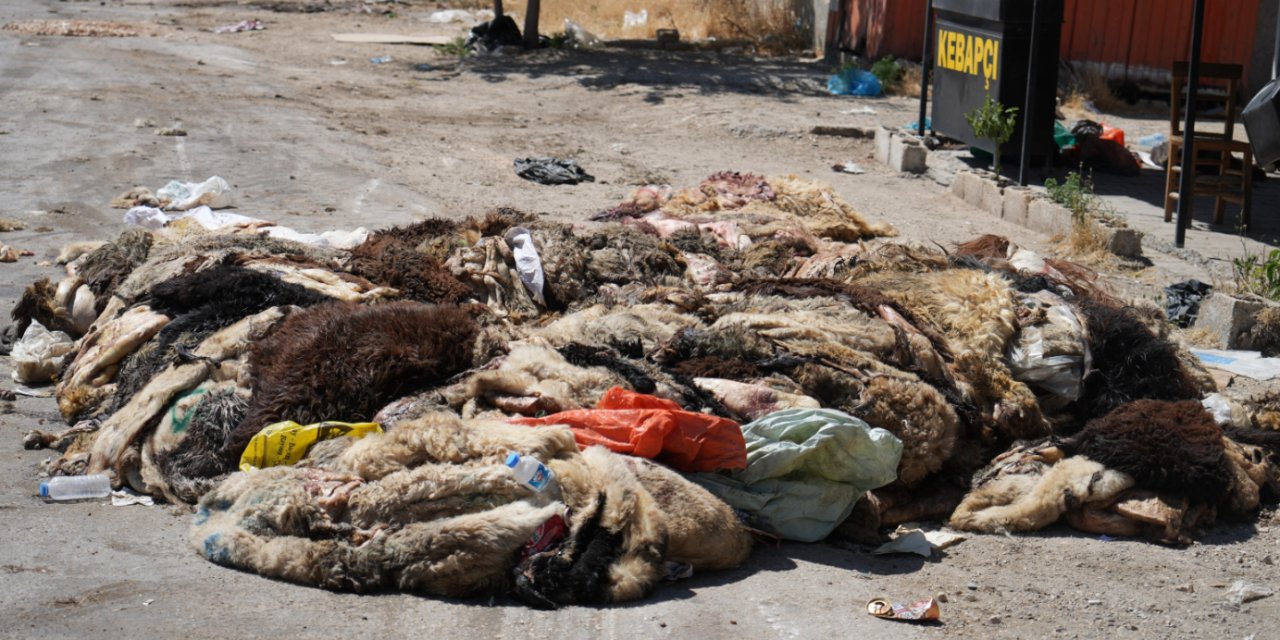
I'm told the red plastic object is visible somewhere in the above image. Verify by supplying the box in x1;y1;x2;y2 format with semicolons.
511;387;747;472
1100;123;1125;147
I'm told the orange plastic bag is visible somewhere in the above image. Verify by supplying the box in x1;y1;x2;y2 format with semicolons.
511;387;747;472
1100;123;1125;147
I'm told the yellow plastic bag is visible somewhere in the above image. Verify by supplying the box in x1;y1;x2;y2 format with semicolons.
239;421;382;472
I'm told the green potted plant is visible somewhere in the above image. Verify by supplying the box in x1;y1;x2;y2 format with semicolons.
965;96;1019;179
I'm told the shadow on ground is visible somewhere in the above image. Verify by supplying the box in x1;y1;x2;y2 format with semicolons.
461;47;833;104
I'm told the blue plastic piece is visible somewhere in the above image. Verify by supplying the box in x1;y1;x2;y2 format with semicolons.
827;68;882;97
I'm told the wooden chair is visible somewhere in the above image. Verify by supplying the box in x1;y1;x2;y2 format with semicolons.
1163;61;1254;229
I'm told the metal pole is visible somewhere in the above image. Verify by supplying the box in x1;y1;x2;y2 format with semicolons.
1175;0;1206;248
1273;0;1280;79
917;0;933;137
1019;0;1041;185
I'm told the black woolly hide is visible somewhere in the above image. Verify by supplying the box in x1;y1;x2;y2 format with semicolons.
1070;300;1200;423
156;387;248;502
78;229;153;304
672;356;762;381
110;266;332;412
222;301;479;462
1059;399;1230;504
512;493;626;609
557;343;657;394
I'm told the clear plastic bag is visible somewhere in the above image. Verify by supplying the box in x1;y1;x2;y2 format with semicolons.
11;321;75;383
156;176;233;210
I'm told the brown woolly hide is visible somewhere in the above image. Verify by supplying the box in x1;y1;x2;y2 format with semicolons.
954;234;1011;260
1252;306;1280;357
369;218;459;248
524;222;590;308
949;449;1135;534
192;418;749;606
654;326;777;366
10;278;80;337
223;302;479;462
732;278;953;359
583;227;686;287
787;362;958;487
348;233;471;304
848;242;951;277
534;304;702;355
456;344;628;417
1069;300;1200;424
1059;400;1230;504
463;207;537;238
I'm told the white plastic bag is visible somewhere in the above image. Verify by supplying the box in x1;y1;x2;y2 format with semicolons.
505;227;546;305
623;9;648;28
156;176;233;210
11;321;75;383
123;206;176;229
1008;294;1090;402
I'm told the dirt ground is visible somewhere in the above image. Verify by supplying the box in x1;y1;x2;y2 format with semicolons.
2;1;1279;638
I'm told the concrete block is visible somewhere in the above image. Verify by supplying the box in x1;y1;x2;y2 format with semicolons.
1026;199;1072;237
1105;228;1143;258
874;126;893;165
952;170;977;202
1196;292;1266;349
888;136;928;173
977;177;1004;218
1002;187;1032;225
949;170;973;202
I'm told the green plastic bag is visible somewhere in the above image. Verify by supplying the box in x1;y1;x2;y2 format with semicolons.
691;409;902;542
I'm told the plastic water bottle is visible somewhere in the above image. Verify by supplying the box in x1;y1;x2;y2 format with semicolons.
39;474;111;501
505;453;553;492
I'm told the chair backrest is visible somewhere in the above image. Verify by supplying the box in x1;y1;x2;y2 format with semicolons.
1169;61;1243;139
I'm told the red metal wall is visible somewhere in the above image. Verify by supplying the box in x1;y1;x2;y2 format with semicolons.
845;0;1262;86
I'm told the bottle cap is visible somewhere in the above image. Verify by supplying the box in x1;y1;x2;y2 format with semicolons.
505;452;519;468
38;482;49;498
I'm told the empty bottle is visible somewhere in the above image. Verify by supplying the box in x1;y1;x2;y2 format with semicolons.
505;453;553;492
39;474;111;501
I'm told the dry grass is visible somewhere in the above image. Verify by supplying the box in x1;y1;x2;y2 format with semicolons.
1060;66;1123;119
1051;219;1115;268
893;63;923;98
537;0;808;53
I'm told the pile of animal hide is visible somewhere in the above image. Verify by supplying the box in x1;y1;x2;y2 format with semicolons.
10;173;1280;603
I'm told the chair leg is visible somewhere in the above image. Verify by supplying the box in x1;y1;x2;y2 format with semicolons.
1180;147;1195;229
1163;141;1179;222
1243;149;1253;231
1213;150;1230;225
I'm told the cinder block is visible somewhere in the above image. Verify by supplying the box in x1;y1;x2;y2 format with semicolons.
888;136;927;173
957;170;972;202
1026;199;1072;236
1196;292;1266;349
1105;228;1143;258
1002;187;1032;225
977;177;1004;218
874;126;893;165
